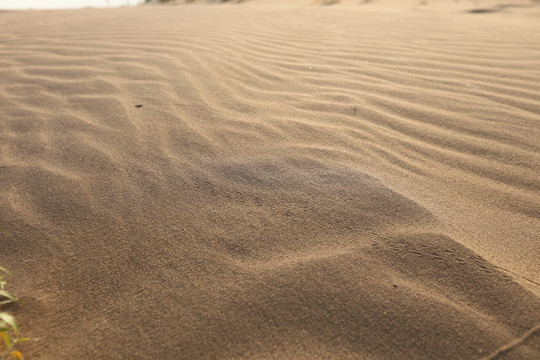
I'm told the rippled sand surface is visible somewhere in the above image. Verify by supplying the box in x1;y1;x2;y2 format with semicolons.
1;1;539;358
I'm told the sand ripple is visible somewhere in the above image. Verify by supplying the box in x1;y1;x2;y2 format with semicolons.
1;1;539;359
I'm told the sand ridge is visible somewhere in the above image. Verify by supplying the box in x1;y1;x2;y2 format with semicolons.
0;1;539;359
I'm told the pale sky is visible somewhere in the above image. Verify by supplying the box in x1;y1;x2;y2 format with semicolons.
0;0;145;10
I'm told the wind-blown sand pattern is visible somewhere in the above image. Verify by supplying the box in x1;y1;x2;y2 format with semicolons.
1;0;539;358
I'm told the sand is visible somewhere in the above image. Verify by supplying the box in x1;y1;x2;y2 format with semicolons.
1;0;539;358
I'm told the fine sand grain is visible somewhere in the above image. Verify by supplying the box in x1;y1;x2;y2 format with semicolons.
1;0;539;358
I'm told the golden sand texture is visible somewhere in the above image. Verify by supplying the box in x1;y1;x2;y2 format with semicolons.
1;0;539;358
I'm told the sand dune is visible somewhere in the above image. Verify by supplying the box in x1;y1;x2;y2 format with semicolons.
1;1;539;359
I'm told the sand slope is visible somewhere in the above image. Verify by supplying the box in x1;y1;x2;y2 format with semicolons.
1;1;539;359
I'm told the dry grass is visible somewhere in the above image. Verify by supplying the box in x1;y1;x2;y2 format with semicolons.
0;267;27;360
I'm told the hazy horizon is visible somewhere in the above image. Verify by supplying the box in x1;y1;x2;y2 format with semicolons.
0;0;145;10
